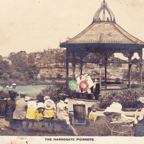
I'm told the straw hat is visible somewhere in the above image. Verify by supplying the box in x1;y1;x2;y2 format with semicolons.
25;96;31;101
138;97;144;104
44;96;50;101
12;83;16;86
37;102;44;108
10;86;13;89
64;99;69;103
104;102;122;113
45;100;53;109
28;101;37;109
6;85;9;88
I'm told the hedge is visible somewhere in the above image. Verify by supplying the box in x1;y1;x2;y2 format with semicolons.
99;88;144;108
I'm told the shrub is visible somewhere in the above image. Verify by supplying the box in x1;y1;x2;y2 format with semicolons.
39;84;67;102
38;86;58;102
10;71;20;79
1;73;10;80
99;88;144;108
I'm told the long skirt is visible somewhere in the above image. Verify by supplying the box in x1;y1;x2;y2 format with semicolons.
13;110;26;119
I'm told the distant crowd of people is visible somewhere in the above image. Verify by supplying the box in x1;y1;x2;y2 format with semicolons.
2;83;17;89
75;73;99;94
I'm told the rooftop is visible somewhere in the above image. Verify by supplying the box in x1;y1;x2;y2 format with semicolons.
60;1;144;47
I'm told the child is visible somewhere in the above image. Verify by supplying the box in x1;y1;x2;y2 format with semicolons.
42;98;56;128
26;100;37;119
89;104;97;124
35;102;44;121
23;100;37;131
44;98;56;119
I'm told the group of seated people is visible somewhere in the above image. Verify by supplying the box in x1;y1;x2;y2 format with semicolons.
0;87;98;125
13;92;70;127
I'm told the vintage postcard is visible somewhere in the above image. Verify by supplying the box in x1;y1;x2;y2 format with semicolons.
0;0;144;143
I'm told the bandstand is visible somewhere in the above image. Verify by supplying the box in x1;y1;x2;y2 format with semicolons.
60;0;144;90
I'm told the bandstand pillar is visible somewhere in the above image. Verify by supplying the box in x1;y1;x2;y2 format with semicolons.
105;56;107;89
66;49;70;90
139;49;143;88
80;53;83;75
72;51;76;80
99;59;103;90
140;63;143;88
128;58;132;88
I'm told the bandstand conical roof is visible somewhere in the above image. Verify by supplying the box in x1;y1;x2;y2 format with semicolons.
60;1;144;48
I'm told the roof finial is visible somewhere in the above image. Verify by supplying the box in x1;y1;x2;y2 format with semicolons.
103;0;106;21
93;0;116;23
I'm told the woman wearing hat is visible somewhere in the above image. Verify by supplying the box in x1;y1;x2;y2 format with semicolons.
57;99;70;125
40;96;56;127
13;92;27;130
104;102;139;124
13;92;27;120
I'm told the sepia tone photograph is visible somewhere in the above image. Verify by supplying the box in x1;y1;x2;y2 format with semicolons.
0;0;144;143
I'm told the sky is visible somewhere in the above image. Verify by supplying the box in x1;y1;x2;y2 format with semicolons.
0;0;144;59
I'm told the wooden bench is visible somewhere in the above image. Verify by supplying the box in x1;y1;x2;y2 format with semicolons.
5;118;78;135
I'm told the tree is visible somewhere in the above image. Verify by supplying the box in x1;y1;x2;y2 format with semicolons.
10;51;28;73
27;53;36;67
0;58;10;76
55;49;66;66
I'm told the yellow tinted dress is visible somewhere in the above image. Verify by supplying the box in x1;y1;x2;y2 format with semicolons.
26;108;36;119
44;109;54;119
89;111;97;123
35;109;44;121
44;99;56;119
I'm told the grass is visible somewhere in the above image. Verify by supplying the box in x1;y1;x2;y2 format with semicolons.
3;85;54;96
